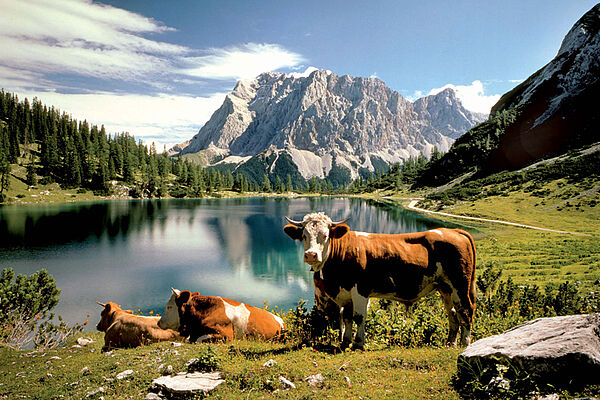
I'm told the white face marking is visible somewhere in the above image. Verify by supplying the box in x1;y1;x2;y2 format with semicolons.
158;292;180;330
222;299;251;338
355;231;370;237
299;213;334;271
429;229;443;236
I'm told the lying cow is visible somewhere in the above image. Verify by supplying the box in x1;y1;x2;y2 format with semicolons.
284;212;476;349
158;289;285;343
96;301;182;351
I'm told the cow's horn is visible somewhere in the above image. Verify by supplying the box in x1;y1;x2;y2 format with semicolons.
96;301;106;307
171;288;181;296
285;216;303;226
331;217;351;226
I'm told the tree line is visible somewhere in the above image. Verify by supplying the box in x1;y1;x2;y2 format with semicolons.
0;90;441;201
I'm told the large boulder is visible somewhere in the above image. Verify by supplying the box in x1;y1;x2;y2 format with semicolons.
151;372;224;399
457;314;600;391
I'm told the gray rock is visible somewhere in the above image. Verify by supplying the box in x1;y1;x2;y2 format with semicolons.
305;374;324;387
116;370;134;380
262;359;277;368
458;313;600;387
151;372;224;398
76;337;94;346
85;387;104;398
278;376;296;390
145;393;162;400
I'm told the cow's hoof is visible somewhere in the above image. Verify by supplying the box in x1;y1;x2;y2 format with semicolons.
351;343;364;351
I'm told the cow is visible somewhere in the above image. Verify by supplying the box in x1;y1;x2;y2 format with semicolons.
283;212;476;349
96;301;183;351
157;289;285;343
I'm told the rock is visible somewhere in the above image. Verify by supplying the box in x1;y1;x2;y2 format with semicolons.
80;367;91;375
162;365;173;375
145;393;162;400
177;69;486;181
262;359;277;368
71;345;82;349
171;342;183;347
305;374;324;387
151;372;224;398
77;337;94;346
458;314;600;388
85;387;104;398
278;376;296;390
116;370;134;380
48;356;61;361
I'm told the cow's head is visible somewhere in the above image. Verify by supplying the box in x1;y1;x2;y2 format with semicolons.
158;288;191;330
283;212;350;272
96;301;132;331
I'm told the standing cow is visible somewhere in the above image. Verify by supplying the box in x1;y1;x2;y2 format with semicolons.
283;212;476;349
158;289;285;343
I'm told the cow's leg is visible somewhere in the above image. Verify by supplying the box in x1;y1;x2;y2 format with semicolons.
439;290;460;347
350;289;369;350
339;304;353;349
457;304;473;346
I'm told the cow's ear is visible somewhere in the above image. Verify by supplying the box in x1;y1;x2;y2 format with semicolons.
176;290;192;306
284;224;303;241
123;309;134;314
330;224;349;239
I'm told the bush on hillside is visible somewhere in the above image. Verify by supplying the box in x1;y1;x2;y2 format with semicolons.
283;263;599;349
0;268;86;349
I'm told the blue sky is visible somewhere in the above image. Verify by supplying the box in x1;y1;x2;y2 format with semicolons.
0;0;597;149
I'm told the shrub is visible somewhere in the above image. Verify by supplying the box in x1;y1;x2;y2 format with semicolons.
283;263;599;350
0;268;85;349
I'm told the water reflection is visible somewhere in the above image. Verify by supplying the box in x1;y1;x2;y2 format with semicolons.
0;198;463;328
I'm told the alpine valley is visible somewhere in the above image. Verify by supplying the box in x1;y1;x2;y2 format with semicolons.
170;69;486;186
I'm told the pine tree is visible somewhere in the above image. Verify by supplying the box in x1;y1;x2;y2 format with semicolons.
26;156;37;186
275;176;284;193
286;174;293;192
261;174;272;192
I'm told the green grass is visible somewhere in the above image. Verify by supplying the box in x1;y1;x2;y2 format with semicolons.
0;334;462;400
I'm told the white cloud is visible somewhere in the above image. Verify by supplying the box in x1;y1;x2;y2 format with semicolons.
0;0;186;83
182;43;306;80
14;90;228;151
427;80;501;114
0;0;307;149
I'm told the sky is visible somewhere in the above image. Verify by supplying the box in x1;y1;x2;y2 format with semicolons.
0;0;597;150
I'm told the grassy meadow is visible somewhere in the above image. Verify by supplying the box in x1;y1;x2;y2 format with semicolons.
1;154;599;399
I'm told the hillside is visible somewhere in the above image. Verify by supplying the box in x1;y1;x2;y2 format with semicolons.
416;3;600;187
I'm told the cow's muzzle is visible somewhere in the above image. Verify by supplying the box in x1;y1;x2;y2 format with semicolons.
304;250;321;264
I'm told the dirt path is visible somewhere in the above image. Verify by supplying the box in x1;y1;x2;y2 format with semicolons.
406;200;588;236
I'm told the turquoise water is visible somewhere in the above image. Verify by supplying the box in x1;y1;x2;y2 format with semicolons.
0;197;458;327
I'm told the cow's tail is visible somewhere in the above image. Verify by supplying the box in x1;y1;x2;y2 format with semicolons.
457;229;477;312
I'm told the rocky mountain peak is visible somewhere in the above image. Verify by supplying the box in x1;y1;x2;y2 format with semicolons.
175;69;487;182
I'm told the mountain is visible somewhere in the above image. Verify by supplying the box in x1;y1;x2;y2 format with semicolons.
417;3;600;186
488;4;600;170
413;88;487;139
173;70;486;185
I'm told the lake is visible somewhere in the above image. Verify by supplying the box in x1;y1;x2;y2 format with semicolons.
0;197;460;328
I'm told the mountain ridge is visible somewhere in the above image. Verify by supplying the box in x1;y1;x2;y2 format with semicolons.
172;69;486;184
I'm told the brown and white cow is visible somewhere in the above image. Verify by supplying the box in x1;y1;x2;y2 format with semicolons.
284;212;476;349
157;289;285;343
96;301;183;351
